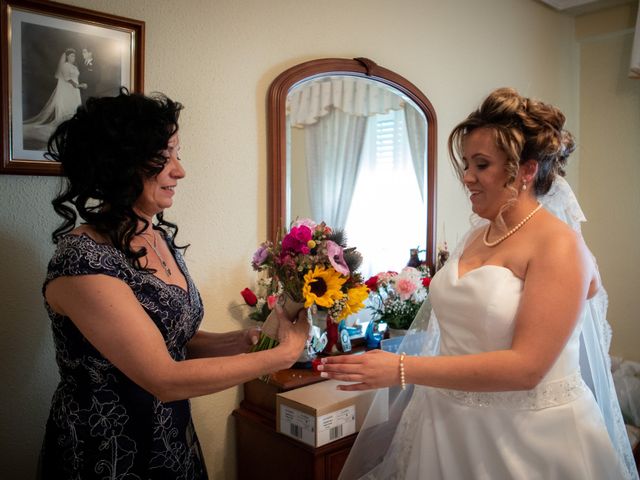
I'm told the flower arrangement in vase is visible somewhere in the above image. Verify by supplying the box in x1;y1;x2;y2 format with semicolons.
365;267;431;333
247;218;369;352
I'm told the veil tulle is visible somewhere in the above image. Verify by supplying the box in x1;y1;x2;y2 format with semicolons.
338;175;638;480
54;51;68;81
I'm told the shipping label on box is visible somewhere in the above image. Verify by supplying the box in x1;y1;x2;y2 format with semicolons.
317;405;356;445
279;403;316;446
276;379;376;447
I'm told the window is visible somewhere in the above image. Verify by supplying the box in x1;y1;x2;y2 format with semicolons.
345;109;427;279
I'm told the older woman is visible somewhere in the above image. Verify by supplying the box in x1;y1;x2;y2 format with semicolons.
40;90;309;479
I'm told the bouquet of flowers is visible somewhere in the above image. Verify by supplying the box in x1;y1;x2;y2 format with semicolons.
365;267;431;331
249;218;369;351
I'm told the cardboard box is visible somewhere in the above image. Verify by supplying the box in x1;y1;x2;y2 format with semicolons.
276;379;377;447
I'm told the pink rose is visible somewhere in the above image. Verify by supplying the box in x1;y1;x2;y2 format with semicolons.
377;271;397;285
267;295;278;309
395;278;418;300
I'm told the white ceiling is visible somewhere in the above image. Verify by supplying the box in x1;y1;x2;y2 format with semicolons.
538;0;636;15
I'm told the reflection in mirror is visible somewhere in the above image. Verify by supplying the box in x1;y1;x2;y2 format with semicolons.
267;58;437;276
287;76;428;277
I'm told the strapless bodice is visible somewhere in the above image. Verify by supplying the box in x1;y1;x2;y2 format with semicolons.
429;257;582;382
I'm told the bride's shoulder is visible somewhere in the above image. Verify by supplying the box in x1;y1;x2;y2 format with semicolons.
534;210;587;258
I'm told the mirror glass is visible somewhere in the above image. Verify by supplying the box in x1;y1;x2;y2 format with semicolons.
287;76;428;277
268;58;437;275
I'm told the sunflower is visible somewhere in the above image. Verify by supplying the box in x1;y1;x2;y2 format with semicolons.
336;284;370;320
302;265;346;308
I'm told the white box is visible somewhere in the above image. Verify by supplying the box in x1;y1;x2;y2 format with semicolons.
276;379;376;447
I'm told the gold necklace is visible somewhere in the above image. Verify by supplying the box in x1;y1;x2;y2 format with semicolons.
141;232;172;276
483;203;543;247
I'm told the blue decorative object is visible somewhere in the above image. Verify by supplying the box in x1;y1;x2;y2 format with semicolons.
364;321;383;349
340;328;352;352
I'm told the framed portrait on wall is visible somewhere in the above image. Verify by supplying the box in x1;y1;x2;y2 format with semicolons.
0;0;144;176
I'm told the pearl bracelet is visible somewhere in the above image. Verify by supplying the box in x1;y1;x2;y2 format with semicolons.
399;352;406;390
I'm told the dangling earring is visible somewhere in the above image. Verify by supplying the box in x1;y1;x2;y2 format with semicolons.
521;182;527;191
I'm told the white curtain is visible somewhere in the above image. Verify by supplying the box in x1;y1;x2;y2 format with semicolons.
403;104;427;200
289;76;403;230
288;76;426;233
630;5;640;79
288;76;404;127
304;109;367;229
345;111;427;279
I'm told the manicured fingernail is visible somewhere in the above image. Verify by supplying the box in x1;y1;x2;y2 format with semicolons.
320;372;328;378
316;365;324;371
251;336;258;345
321;358;328;364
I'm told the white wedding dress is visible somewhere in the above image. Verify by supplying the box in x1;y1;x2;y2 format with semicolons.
339;177;637;480
359;255;628;479
23;53;82;146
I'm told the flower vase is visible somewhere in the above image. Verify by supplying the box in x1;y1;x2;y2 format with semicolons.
286;309;327;364
252;294;305;352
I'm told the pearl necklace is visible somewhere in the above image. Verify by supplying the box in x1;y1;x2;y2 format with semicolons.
483;203;543;247
141;232;172;276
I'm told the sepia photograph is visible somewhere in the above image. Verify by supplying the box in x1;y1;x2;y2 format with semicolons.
1;0;144;175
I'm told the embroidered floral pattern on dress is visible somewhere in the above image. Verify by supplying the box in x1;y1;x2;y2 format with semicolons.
41;234;207;479
435;371;588;410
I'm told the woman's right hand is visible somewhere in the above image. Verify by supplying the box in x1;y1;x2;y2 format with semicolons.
275;307;310;365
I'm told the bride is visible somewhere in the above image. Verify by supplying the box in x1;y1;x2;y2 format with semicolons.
320;88;637;479
23;48;85;146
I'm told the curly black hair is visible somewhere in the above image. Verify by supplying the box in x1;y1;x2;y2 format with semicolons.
46;88;187;270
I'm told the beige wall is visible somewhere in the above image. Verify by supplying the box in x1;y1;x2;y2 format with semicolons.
576;3;640;362
3;0;624;477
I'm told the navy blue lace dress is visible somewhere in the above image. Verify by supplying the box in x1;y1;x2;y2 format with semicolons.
41;233;208;479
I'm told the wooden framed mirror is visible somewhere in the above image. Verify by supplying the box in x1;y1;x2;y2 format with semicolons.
267;57;437;273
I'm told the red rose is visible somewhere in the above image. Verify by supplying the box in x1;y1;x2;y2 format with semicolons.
365;275;379;292
241;288;258;306
422;277;432;289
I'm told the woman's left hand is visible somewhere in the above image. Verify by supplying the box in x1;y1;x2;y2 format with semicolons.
318;349;401;391
241;327;261;352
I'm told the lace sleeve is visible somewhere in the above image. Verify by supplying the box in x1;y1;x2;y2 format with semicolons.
43;234;132;294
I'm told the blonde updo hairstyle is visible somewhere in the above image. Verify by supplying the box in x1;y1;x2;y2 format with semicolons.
448;87;576;198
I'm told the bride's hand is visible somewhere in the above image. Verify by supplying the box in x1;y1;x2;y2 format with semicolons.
318;350;401;391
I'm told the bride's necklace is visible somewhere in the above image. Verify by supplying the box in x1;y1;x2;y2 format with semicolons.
141;232;172;276
483;203;543;247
